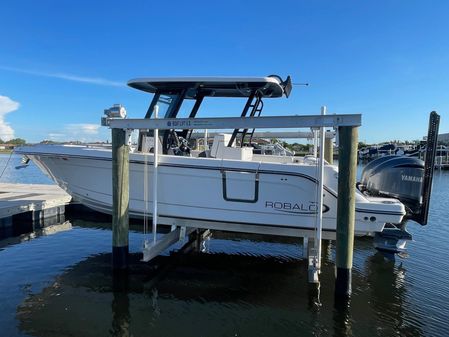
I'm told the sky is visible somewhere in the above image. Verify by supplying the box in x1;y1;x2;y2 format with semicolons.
0;0;448;144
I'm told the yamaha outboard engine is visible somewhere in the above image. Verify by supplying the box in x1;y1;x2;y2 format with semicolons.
358;112;440;254
359;111;440;225
359;155;425;222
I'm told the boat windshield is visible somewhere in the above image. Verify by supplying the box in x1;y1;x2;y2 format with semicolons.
141;83;273;152
155;93;178;118
144;92;185;119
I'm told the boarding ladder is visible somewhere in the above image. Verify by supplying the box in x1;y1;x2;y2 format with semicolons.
228;92;264;147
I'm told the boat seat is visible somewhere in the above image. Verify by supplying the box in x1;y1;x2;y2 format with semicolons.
210;133;253;161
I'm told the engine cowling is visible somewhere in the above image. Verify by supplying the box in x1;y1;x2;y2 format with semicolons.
359;155;425;223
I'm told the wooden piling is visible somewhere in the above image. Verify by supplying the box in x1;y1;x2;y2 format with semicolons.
112;128;130;270
335;126;358;298
325;137;333;164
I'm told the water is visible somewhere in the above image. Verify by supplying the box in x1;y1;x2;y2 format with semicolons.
1;154;449;336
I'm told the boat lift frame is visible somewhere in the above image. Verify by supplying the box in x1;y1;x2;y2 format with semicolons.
107;110;360;286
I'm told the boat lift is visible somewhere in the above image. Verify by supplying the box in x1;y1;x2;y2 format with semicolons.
106;109;360;289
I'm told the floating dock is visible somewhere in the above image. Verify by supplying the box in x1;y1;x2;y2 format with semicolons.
0;183;71;226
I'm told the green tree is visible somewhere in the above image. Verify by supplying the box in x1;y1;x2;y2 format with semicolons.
8;138;26;145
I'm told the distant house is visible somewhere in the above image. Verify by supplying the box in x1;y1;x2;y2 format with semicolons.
0;144;16;150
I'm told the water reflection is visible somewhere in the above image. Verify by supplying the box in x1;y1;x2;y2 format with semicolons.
0;218;71;249
111;272;130;337
14;252;304;336
0;211;428;337
332;297;352;337
13;239;424;337
364;253;424;337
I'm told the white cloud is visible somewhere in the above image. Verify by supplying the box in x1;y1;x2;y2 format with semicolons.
46;123;108;143
51;73;124;87
47;133;65;140
66;123;101;135
0;95;20;141
0;65;124;87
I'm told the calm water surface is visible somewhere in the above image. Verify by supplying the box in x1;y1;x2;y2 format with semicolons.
0;154;448;337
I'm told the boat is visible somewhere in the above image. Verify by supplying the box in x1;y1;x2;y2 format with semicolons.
358;143;411;161
15;76;438;250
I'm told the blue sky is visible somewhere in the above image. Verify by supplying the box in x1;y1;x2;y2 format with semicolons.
0;0;448;143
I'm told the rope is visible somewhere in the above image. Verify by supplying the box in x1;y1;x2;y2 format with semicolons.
0;151;14;181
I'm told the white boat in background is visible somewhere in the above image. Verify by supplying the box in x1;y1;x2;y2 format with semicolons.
15;76;438;248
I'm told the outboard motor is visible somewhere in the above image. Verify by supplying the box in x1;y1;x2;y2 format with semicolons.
359;155;425;222
358;112;440;254
359;111;440;226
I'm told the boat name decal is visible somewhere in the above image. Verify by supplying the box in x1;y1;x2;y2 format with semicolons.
401;175;423;183
265;201;329;214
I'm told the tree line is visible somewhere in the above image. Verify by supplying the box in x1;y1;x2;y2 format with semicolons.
0;138;26;145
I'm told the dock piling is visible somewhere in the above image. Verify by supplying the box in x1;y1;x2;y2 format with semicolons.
335;126;358;298
112;128;130;270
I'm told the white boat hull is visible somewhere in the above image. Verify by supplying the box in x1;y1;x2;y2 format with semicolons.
17;145;406;237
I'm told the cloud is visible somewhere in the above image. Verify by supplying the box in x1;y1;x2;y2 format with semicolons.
0;95;20;141
47;133;65;140
47;123;108;143
65;123;101;135
0;65;124;87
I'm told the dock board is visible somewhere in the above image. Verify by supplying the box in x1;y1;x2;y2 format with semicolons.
0;183;72;219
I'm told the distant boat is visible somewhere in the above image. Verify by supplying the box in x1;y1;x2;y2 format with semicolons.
359;143;422;161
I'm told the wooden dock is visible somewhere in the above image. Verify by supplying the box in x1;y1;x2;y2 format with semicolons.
0;183;71;223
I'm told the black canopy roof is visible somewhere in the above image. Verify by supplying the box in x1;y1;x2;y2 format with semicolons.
127;76;291;98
